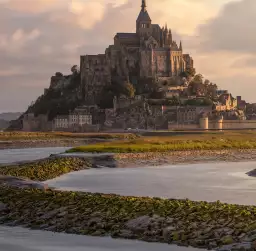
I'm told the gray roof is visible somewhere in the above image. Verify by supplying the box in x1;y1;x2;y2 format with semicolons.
152;24;161;29
154;48;169;52
136;10;151;22
116;33;137;39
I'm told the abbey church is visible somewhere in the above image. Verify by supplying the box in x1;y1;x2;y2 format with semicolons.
80;0;194;105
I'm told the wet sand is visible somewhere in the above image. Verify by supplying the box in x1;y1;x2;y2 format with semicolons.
0;226;202;251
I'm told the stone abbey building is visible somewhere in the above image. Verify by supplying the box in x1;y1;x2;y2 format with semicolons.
80;0;194;105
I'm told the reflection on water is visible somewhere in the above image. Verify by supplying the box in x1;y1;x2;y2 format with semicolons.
47;161;256;205
0;226;201;251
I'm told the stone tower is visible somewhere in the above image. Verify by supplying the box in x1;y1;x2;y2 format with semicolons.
80;0;195;105
136;0;152;37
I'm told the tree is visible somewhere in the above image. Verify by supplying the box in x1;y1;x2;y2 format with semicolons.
71;65;79;74
180;67;196;79
204;79;210;86
193;74;204;84
123;82;135;98
98;87;114;109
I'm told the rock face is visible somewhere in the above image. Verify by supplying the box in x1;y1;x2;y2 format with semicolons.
0;176;48;190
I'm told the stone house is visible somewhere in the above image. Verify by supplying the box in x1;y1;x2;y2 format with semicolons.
218;93;237;110
176;106;212;124
22;113;51;131
54;115;69;130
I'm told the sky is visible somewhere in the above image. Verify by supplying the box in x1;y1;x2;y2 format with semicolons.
0;0;256;113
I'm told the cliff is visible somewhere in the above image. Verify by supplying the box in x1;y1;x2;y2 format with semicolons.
28;72;81;121
7;66;82;131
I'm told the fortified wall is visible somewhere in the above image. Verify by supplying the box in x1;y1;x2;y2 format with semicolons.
200;117;256;130
169;117;256;130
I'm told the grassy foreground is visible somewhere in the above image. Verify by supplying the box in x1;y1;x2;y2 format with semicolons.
0;157;91;181
68;137;256;153
1;187;256;249
0;131;137;141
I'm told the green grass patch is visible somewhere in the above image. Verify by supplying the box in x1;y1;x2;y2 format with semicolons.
0;157;91;181
0;131;138;141
67;138;256;153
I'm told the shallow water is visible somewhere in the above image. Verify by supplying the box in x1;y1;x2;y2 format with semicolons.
0;147;69;164
0;226;201;251
1;147;256;250
47;161;256;205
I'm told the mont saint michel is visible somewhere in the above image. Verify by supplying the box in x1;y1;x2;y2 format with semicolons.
80;0;193;105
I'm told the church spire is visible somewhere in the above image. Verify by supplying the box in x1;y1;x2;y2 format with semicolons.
141;0;146;11
168;29;172;45
179;41;183;51
165;23;168;31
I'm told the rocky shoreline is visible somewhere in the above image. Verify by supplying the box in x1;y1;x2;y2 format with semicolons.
116;149;256;167
1;150;256;250
1;188;256;251
2;149;256;190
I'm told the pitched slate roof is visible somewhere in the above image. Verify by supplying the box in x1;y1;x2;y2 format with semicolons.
116;33;137;39
136;10;151;22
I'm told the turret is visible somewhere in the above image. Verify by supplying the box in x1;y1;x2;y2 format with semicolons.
141;0;146;11
160;26;164;47
168;29;172;45
163;24;168;47
179;41;183;51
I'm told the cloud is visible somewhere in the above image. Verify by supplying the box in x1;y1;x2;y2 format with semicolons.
195;0;256;54
1;0;62;13
1;0;256;112
178;0;256;103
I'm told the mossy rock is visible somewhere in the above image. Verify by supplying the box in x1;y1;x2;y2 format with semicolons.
0;157;91;181
1;187;256;249
221;235;233;245
172;231;180;241
245;222;256;232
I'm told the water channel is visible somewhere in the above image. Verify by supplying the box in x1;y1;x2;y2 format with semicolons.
1;147;255;251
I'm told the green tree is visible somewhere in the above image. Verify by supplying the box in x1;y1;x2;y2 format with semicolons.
193;74;204;84
180;67;196;79
123;82;135;98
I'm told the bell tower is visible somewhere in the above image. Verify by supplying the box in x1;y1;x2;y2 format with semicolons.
136;0;152;36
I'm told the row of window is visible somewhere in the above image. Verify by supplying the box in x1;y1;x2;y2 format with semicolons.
141;23;150;28
55;115;92;128
87;59;106;65
177;112;197;121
